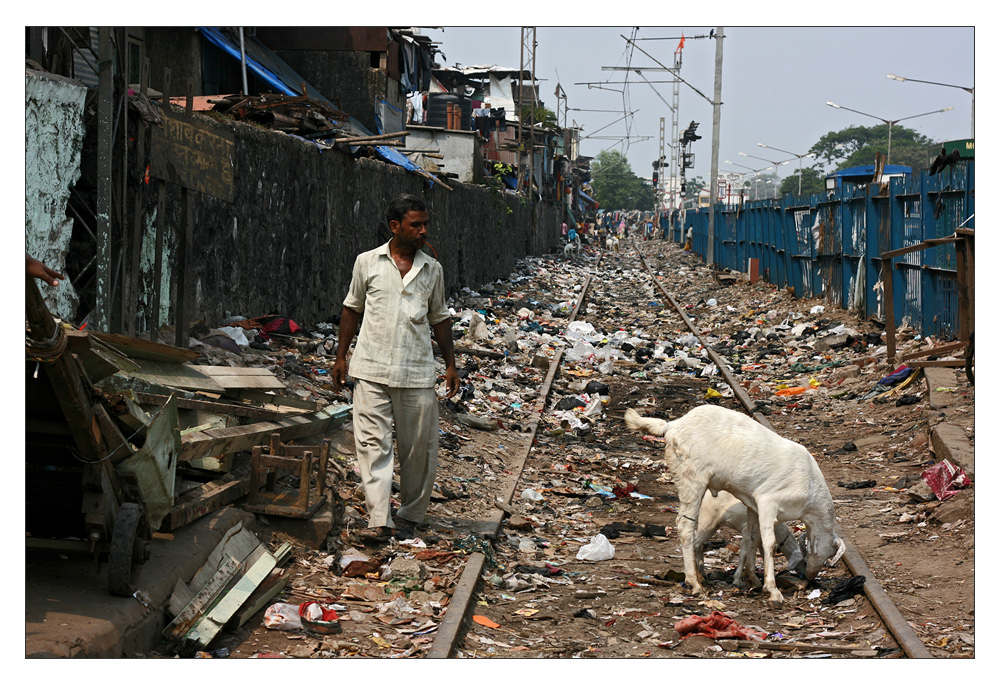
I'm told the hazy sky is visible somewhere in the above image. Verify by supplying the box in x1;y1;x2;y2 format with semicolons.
430;26;975;187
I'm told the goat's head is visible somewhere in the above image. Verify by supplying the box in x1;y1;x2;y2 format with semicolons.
803;530;846;580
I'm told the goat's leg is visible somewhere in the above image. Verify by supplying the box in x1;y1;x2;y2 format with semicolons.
676;481;709;595
740;514;764;589
756;502;784;605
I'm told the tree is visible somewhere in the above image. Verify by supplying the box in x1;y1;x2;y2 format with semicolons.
779;168;826;196
809;124;937;173
591;150;654;211
519;104;558;129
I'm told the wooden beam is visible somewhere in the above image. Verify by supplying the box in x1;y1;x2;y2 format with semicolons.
178;404;350;465
899;341;966;362
158;474;250;532
130;391;303;421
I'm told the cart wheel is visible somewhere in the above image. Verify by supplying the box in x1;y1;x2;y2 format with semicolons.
108;503;147;597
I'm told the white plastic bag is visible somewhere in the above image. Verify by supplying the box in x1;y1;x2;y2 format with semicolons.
263;602;302;630
577;534;616;561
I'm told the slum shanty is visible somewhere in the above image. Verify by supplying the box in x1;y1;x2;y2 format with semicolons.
26;27;973;660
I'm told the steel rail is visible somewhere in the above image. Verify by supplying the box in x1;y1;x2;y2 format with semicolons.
634;242;932;659
428;268;597;658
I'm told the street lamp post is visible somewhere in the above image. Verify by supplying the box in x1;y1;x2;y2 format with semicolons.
887;74;974;138
757;143;816;194
725;159;772;200
825;101;954;164
739;151;792;196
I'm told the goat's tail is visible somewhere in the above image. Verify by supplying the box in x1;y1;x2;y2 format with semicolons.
623;408;670;436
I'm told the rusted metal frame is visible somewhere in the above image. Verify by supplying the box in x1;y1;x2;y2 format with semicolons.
634;244;932;658
429;265;599;659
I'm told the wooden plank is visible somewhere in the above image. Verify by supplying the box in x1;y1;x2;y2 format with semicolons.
130;390;304;421
129;359;226;393
182;544;277;651
168;578;195;619
163;556;240;643
159;475;250;532
178;404;350;465
190;522;260;591
899;341;965;362
229;568;289;629
199;366;282;377
720;639;875;655
236;389;321;411
198;373;286;391
93;331;199;363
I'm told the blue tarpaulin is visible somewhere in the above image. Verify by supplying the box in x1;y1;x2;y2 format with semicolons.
196;27;435;182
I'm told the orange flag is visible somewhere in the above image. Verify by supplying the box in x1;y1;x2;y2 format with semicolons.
676;33;686;53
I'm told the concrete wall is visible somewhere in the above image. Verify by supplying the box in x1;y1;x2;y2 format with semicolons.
406;127;484;185
25;69;87;320
140;115;559;331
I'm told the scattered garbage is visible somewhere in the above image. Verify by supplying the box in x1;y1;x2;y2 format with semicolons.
921;460;971;501
576;533;616;561
822;576;867;604
674;612;768;641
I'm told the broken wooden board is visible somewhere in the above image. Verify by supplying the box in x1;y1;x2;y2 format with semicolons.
197;366;286;391
190;521;261;591
92;331;200;363
234;388;321;411
159;474;250;532
178;404;350;466
163;556;241;645
180;544;278;652
129;390;306;421
65;329;140;381
229;568;289;629
128;359;226;393
116;394;180;530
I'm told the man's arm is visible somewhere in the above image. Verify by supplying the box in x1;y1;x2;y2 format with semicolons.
331;306;361;392
431;317;460;398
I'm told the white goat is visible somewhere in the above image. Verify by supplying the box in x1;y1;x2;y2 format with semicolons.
625;404;844;605
696;490;806;590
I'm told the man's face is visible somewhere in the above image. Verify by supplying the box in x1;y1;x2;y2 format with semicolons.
391;209;429;249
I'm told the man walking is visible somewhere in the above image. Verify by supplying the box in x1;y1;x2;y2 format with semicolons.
332;194;460;543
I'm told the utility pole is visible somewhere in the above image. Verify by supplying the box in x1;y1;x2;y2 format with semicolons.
670;46;681;240
706;27;724;268
517;27;536;200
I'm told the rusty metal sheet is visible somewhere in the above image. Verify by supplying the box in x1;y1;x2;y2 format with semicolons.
150;108;234;201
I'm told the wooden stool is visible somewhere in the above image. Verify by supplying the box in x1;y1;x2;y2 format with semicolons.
246;433;329;518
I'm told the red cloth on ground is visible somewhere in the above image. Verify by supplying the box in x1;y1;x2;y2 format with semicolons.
674;612;767;641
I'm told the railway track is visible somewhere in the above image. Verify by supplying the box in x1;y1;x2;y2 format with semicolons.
428;240;932;659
